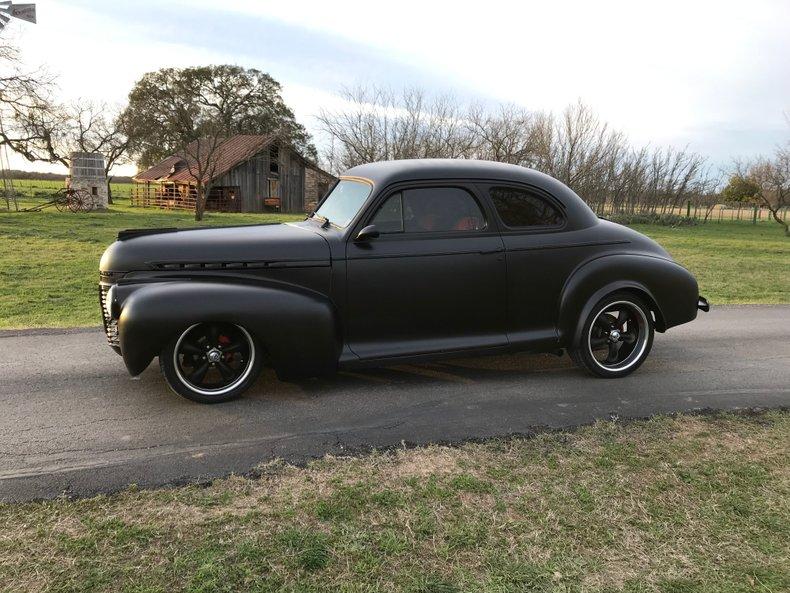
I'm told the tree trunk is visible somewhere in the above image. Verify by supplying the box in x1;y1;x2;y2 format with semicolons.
195;184;205;221
106;177;114;205
765;203;788;236
195;183;215;221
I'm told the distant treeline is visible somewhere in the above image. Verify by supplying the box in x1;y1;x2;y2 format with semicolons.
319;88;720;218
6;170;134;183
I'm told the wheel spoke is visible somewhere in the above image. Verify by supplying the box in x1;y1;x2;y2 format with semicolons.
222;341;243;353
217;361;235;381
189;362;209;384
605;342;622;364
593;316;610;332
590;336;608;349
621;331;637;344
180;340;203;354
617;309;628;328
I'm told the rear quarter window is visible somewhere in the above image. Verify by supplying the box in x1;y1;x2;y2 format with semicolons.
489;186;564;228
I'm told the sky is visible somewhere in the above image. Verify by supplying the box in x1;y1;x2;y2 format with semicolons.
4;0;789;176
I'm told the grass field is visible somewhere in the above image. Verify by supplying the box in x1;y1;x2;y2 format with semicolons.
0;201;787;329
5;179;135;203
629;222;789;304
0;203;302;328
1;411;787;592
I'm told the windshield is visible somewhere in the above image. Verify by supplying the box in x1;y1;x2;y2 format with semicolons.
314;179;372;228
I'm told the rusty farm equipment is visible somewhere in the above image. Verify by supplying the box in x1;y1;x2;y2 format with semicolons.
20;187;96;213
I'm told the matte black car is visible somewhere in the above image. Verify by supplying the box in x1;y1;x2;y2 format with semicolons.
99;159;709;403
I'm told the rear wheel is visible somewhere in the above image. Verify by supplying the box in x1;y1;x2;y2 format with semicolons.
570;293;654;378
159;322;262;403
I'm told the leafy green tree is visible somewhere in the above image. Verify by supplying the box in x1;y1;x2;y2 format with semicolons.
123;65;315;169
721;174;760;203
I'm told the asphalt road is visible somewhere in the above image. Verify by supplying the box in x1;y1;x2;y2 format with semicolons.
1;305;788;502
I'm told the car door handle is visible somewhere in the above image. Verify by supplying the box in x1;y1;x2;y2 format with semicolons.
479;247;504;255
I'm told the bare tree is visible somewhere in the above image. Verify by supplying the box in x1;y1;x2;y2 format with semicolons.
0;42;64;165
318;85;713;218
176;135;225;222
1;97;132;201
747;147;790;235
466;103;540;165
0;43;131;204
317;86;473;171
70;101;132;203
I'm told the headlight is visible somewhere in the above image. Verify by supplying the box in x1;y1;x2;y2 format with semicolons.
104;285;117;319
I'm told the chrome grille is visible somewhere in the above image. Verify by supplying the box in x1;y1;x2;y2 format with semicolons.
99;283;120;348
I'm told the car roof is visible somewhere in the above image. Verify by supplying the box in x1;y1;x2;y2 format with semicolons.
342;159;598;228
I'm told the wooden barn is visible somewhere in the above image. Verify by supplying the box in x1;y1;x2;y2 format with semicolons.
132;135;336;214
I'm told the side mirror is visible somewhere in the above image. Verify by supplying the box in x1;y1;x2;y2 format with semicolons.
354;224;380;243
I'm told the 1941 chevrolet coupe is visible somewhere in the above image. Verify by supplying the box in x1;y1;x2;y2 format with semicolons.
100;160;709;403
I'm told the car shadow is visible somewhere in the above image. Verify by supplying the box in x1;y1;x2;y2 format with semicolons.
247;351;576;400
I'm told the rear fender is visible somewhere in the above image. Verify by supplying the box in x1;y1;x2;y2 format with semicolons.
558;254;699;348
116;280;341;378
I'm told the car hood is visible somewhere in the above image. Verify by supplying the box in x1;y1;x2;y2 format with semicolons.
100;222;330;273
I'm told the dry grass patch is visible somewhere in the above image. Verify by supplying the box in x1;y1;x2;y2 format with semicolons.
1;411;788;592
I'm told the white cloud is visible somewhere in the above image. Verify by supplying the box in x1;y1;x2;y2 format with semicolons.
3;0;788;174
5;0;238;174
180;0;790;155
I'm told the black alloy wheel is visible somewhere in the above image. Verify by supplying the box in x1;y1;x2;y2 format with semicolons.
571;293;654;378
160;322;262;403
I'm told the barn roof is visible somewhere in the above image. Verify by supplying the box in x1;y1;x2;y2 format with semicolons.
134;135;330;184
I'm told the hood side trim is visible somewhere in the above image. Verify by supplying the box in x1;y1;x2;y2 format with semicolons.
118;228;178;241
147;259;330;271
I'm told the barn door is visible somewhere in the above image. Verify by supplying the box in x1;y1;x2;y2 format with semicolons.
265;178;281;211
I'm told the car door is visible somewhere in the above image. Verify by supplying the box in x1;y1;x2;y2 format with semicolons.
345;183;507;360
480;183;572;351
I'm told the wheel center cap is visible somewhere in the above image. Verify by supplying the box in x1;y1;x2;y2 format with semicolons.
207;349;221;363
609;329;621;342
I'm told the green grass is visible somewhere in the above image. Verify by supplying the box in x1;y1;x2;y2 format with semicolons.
1;411;788;592
0;202;302;329
631;222;789;305
0;198;787;329
6;179;136;203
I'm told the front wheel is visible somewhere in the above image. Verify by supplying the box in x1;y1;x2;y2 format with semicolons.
570;293;654;378
159;322;262;403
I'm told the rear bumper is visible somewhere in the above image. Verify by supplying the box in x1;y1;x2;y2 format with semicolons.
697;296;710;312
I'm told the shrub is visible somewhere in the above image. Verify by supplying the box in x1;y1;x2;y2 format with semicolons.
605;212;699;227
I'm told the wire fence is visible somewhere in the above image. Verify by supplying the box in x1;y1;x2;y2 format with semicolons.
3;179;787;224
1;180;135;210
594;201;789;224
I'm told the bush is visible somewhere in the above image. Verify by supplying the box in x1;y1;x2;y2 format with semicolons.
605;212;699;227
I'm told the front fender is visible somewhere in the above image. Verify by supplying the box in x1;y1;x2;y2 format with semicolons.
558;254;699;348
117;280;341;378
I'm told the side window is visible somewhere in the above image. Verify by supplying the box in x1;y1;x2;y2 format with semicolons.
371;192;403;233
403;187;485;233
489;186;564;228
371;187;486;234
